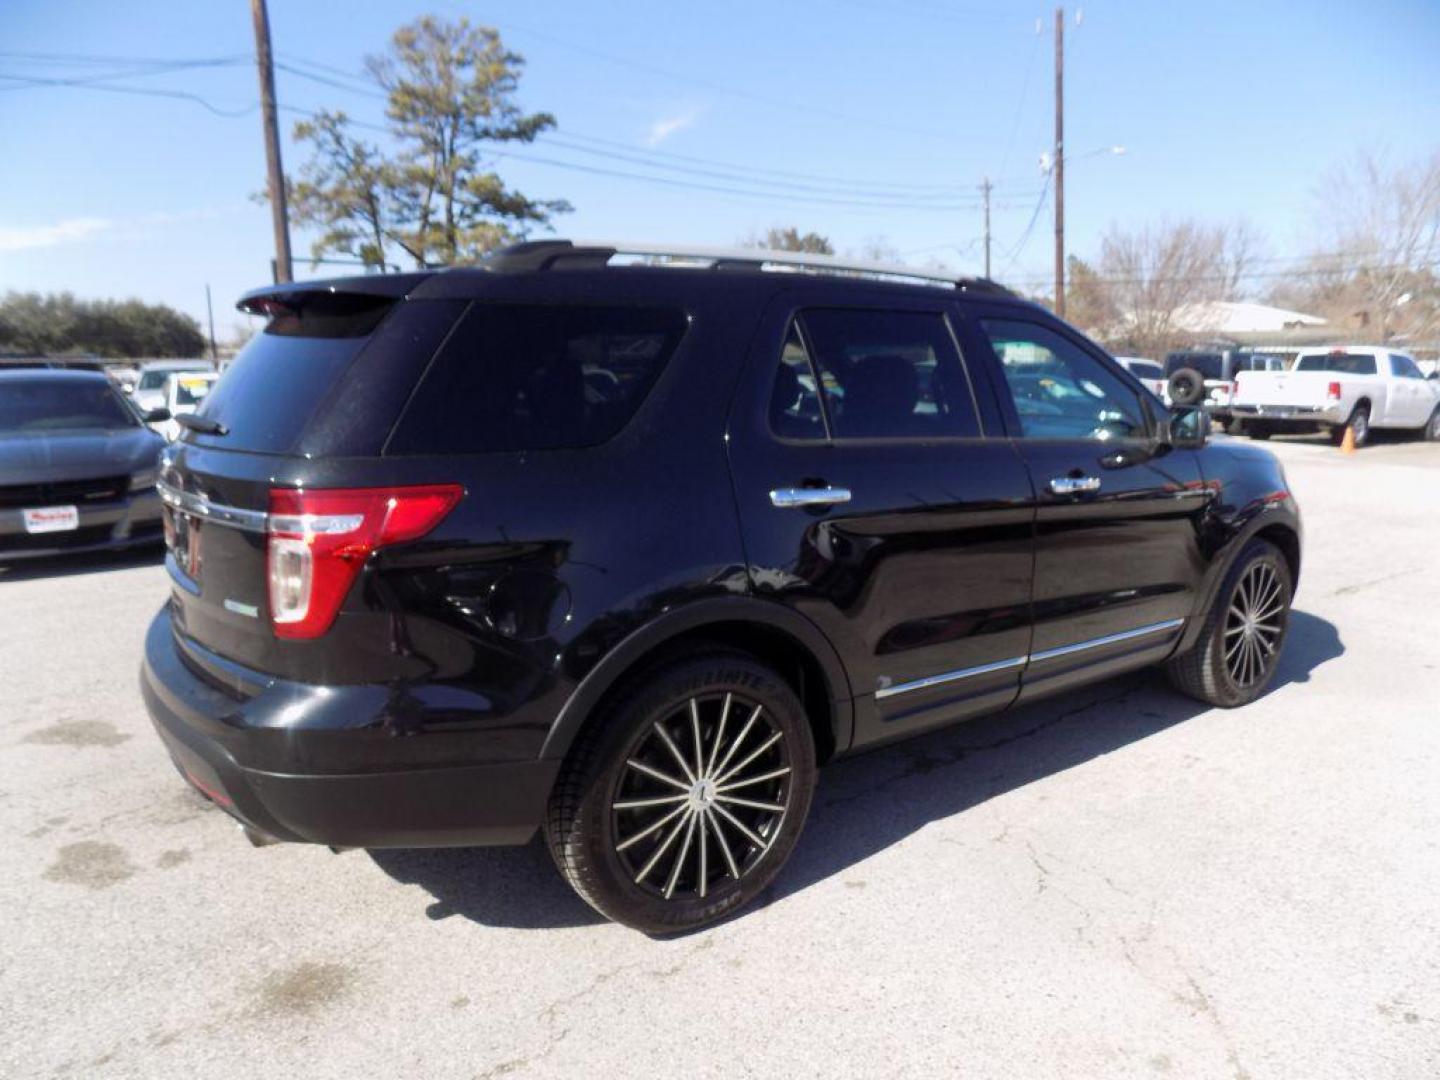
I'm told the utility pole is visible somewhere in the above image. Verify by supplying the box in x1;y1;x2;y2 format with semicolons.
980;177;993;279
250;0;292;283
205;284;218;364
1053;5;1065;317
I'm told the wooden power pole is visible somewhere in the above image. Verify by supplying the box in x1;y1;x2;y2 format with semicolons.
250;0;292;283
980;177;993;279
1053;6;1065;317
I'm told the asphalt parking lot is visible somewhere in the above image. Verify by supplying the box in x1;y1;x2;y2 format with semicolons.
3;434;1438;1080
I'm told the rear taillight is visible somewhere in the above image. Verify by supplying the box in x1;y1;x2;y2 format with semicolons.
266;485;463;639
1327;381;1342;401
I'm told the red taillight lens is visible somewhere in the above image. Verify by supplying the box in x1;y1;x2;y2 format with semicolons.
266;485;462;639
1327;381;1342;401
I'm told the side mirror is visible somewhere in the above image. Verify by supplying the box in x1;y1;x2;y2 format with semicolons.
143;407;171;423
1161;405;1209;449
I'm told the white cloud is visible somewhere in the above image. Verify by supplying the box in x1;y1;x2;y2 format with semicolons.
645;108;701;147
0;217;111;252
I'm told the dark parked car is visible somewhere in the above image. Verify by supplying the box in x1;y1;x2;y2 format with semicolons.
141;242;1302;933
1;369;166;561
1164;348;1286;429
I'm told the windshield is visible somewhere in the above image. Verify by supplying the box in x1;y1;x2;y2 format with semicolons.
137;370;172;390
1296;353;1377;375
0;380;138;434
173;376;214;407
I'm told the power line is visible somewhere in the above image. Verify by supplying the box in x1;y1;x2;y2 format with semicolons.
487;17;960;142
547;129;975;193
1002;259;1440;290
994;17;1043;181
1001;171;1051;271
0;71;256;116
8;46;1052;207
274;57;1029;201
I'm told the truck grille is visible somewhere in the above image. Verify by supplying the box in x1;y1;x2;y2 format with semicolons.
0;475;129;510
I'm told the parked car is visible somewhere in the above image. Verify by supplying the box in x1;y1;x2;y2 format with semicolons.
1230;346;1440;445
0;369;166;561
1164;349;1286;429
149;371;219;441
140;241;1303;933
1114;356;1168;400
130;360;214;414
108;365;140;395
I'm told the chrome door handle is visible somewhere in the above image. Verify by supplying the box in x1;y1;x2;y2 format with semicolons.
770;486;852;509
1048;475;1102;495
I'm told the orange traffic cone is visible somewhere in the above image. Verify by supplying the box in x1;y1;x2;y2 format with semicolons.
1339;425;1357;455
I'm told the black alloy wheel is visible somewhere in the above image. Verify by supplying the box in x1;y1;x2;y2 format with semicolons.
547;650;817;933
1221;559;1286;691
1166;538;1292;707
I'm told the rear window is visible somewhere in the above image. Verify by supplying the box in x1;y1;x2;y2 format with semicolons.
1165;353;1224;380
173;375;214;407
1295;353;1377;375
1124;360;1164;380
386;303;687;454
0;379;138;434
193;295;398;453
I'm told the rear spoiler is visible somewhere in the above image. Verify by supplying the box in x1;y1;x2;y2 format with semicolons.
235;273;431;316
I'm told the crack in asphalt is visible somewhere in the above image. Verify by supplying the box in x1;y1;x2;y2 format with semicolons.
488;938;718;1078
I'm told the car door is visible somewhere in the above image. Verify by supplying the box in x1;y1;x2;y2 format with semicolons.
1389;353;1431;425
966;311;1211;703
727;290;1037;750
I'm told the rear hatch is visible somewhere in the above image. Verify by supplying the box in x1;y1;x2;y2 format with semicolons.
159;282;465;681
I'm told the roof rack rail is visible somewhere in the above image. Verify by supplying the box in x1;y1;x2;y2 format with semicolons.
480;240;1017;296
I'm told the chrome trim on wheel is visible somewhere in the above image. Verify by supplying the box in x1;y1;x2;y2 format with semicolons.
1224;561;1284;689
612;693;790;901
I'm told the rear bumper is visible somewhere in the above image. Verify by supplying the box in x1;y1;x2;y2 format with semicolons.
0;489;163;561
140;607;558;848
1231;404;1342;427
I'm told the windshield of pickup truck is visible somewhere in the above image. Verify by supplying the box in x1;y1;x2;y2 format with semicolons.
1295;354;1377;375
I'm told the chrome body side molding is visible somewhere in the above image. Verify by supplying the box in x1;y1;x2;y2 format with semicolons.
875;618;1186;701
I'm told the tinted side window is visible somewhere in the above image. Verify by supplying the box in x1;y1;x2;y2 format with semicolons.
798;309;980;439
769;322;827;440
982;318;1147;440
1391;354;1423;379
388;304;687;454
1296;353;1377;375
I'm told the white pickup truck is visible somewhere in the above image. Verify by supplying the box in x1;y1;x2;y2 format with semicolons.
1230;346;1440;446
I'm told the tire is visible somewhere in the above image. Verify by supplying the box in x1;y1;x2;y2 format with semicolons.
1165;539;1292;708
1331;403;1370;447
1167;367;1206;407
1246;421;1273;441
1423;406;1440;442
546;649;817;934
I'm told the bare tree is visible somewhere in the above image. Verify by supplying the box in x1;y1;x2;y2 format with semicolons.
1275;150;1440;342
1218;219;1267;299
1097;218;1241;357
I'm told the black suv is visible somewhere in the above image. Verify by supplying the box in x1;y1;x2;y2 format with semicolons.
141;241;1302;933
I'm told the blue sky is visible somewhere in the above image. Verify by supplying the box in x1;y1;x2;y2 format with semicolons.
2;0;1438;338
